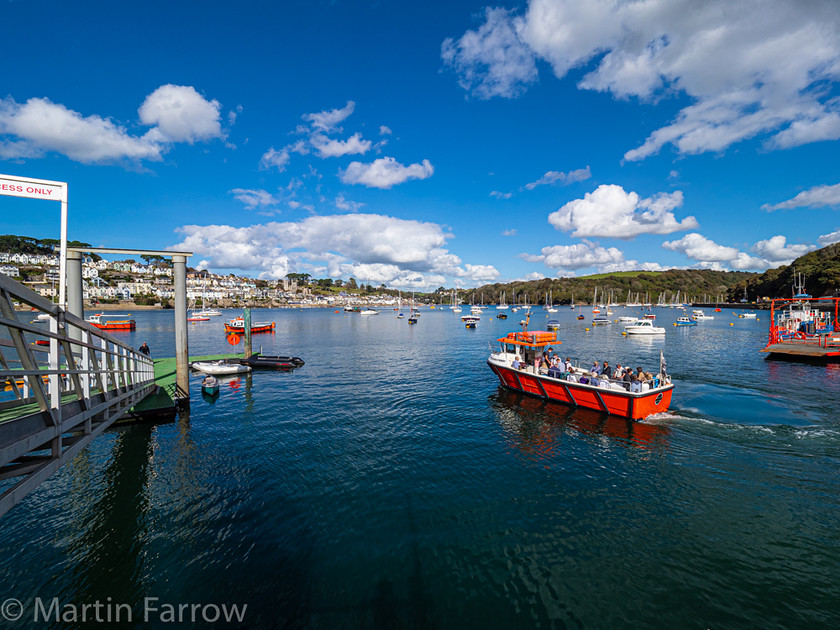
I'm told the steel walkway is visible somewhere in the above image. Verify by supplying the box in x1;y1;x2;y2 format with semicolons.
0;273;155;517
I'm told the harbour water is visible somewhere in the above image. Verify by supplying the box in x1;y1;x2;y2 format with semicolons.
1;306;839;628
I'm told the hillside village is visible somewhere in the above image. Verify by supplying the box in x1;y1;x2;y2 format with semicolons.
0;251;402;308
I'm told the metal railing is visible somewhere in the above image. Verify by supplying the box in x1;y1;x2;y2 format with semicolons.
0;273;155;517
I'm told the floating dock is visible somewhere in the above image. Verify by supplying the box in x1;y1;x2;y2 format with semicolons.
122;352;245;420
761;341;840;360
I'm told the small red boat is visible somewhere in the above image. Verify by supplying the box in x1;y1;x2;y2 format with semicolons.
86;313;136;331
224;316;275;334
487;329;674;420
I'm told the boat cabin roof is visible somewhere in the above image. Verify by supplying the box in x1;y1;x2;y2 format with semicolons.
496;330;559;349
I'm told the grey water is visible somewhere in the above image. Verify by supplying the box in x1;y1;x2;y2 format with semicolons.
1;306;838;628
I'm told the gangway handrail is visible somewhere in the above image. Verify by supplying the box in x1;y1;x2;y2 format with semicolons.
0;272;156;517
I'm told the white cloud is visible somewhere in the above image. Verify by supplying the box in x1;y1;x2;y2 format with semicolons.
445;0;840;158
441;7;538;99
662;233;739;261
171;213;498;288
502;228;517;236
663;232;771;270
340;157;434;189
259;147;290;171
138;84;224;144
334;193;364;212
0;85;227;165
379;125;392;135
520;271;548;281
524;166;591;190
548;184;698;239
524;241;625;270
762;183;840;211
303;101;355;132
230;188;280;210
751;235;814;262
818;230;840;247
490;190;512;199
0;97;161;163
310;131;371;158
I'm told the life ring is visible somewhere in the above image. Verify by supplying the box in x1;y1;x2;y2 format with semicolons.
795;331;806;340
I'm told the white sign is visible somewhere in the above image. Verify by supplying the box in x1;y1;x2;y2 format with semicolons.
0;173;68;308
0;176;66;202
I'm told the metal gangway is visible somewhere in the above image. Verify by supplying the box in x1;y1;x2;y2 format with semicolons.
0;273;155;517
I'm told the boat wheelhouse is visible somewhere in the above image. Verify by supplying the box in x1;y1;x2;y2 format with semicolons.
487;330;674;420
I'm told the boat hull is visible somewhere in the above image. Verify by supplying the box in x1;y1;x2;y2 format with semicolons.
224;322;275;334
192;362;252;375
243;354;304;369
488;361;673;420
89;321;136;330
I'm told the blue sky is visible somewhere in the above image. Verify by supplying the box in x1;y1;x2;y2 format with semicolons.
2;0;840;289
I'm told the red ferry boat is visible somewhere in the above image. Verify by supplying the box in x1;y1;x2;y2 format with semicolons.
224;316;275;334
86;313;136;331
487;329;674;420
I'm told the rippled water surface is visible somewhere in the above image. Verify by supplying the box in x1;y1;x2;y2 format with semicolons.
2;306;839;628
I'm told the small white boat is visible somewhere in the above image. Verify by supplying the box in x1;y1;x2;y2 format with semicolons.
360;309;378;315
624;320;666;335
738;312;757;319
617;316;638;323
592;316;611;325
692;310;714;320
191;361;251;375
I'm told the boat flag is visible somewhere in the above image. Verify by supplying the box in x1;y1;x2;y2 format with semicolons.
660;350;667;379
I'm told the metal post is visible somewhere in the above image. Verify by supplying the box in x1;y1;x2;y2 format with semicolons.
173;255;189;401
59;198;68;309
244;307;252;357
66;251;84;342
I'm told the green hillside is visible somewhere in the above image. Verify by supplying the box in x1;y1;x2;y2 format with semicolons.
461;269;751;306
736;242;840;300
